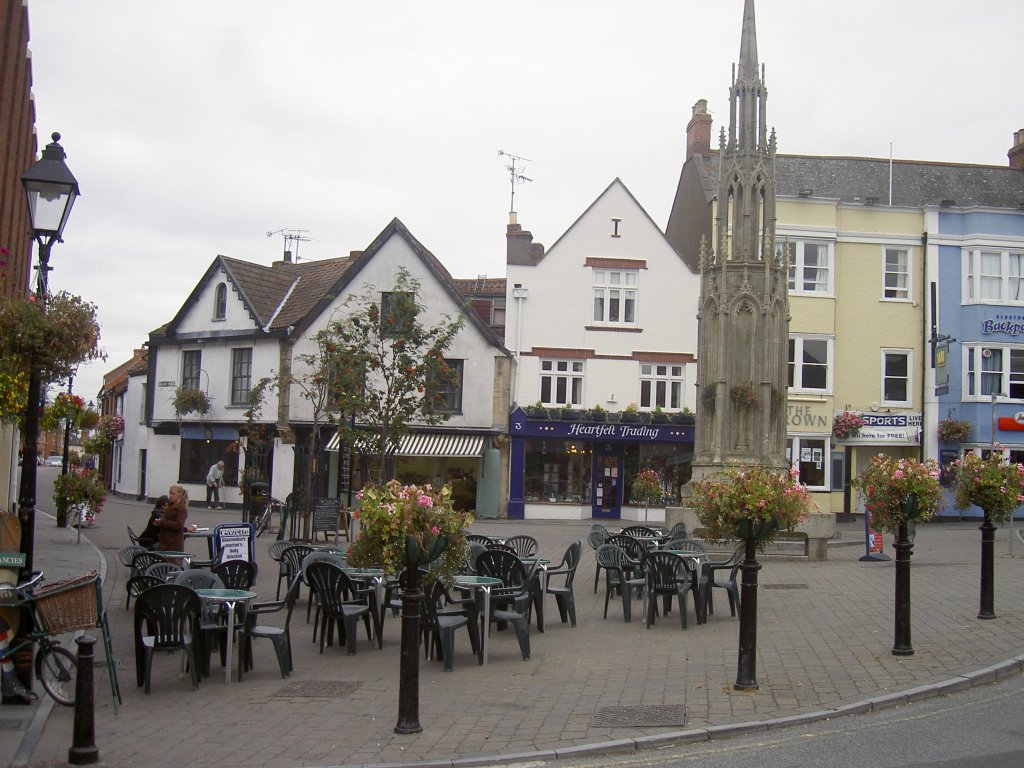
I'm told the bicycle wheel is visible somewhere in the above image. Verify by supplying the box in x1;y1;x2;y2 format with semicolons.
36;644;77;706
255;507;271;537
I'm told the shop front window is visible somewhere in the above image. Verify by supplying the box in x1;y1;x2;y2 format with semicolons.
786;436;828;490
621;443;692;506
523;439;592;503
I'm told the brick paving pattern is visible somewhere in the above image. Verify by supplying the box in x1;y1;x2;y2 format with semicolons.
4;493;1024;767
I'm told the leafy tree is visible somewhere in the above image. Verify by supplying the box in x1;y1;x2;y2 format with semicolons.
314;267;463;483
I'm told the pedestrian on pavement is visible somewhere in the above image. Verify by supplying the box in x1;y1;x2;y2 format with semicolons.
206;461;225;509
1;617;37;701
139;495;168;550
156;485;189;552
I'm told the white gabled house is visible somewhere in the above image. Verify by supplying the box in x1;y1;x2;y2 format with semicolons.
504;178;701;521
126;218;510;517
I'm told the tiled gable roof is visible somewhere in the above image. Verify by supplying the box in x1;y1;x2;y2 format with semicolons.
101;348;148;393
698;152;1024;208
452;277;507;297
221;255;352;331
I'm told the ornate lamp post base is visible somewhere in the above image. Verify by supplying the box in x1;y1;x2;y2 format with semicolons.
395;566;423;734
979;513;996;620
734;537;761;691
892;521;914;655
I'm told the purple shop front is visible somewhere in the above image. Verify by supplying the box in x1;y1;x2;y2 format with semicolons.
507;407;695;521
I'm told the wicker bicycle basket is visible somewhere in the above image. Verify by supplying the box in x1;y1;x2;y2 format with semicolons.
32;569;99;635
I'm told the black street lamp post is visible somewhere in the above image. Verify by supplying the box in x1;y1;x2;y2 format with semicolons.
734;536;761;691
18;132;80;577
978;511;997;620
61;372;77;476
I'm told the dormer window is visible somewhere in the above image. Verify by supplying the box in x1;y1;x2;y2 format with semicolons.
214;283;227;320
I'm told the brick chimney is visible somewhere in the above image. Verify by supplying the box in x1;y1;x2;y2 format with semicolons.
1009;129;1024;170
506;212;544;265
686;99;713;160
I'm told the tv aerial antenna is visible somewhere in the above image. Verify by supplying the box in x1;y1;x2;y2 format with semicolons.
498;150;532;213
265;228;313;261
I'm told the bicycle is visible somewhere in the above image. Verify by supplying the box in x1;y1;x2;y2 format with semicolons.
253;497;284;538
0;572;78;705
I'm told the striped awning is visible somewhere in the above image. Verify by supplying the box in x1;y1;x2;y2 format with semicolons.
326;431;484;458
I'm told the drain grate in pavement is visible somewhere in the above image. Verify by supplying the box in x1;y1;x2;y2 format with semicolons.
0;718;26;730
592;704;686;728
273;680;363;698
764;583;809;589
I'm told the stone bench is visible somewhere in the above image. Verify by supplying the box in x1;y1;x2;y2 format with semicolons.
667;509;835;561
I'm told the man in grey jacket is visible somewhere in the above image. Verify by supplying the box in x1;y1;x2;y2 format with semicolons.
206;460;225;509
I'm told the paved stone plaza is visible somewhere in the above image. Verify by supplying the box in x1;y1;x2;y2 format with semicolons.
5;493;1024;768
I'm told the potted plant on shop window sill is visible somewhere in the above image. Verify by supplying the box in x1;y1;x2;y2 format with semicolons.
671;407;695;425
619;402;641;423
525;401;549;420
650;406;669;424
560;404;582;421
589;404;608;422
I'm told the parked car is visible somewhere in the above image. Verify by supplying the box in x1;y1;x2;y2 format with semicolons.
44;454;63;467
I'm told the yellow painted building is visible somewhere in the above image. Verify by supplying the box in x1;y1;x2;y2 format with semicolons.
668;126;928;516
778;197;925;515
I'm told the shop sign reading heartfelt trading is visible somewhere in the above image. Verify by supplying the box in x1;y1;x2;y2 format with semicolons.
510;411;693;443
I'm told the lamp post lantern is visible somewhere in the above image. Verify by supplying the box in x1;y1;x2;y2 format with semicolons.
18;132;80;577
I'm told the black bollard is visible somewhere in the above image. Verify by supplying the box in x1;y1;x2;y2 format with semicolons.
979;512;996;620
734;537;760;691
394;566;423;734
68;634;99;765
892;521;914;655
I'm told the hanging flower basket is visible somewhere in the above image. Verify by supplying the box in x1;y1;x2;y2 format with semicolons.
53;467;107;528
403;534;448;566
689;464;814;551
0;290;103;383
853;454;942;532
348;480;472;583
937;419;971;444
173;387;211;417
832;411;867;440
729;382;760;410
948;452;1024;522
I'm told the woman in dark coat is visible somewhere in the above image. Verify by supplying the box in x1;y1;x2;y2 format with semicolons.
139;495;168;550
155;485;189;552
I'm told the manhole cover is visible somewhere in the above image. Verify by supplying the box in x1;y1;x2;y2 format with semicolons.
273;680;362;698
592;704;686;727
764;583;809;589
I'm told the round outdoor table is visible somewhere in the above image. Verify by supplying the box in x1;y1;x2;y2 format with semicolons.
156;551;193;567
452;575;502;664
194;588;256;684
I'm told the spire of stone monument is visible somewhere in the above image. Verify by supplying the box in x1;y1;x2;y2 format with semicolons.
693;0;789;472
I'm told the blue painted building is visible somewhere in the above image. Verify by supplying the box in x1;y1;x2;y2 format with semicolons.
927;149;1024;516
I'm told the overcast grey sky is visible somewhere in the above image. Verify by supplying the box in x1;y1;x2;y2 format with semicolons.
24;0;1021;401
